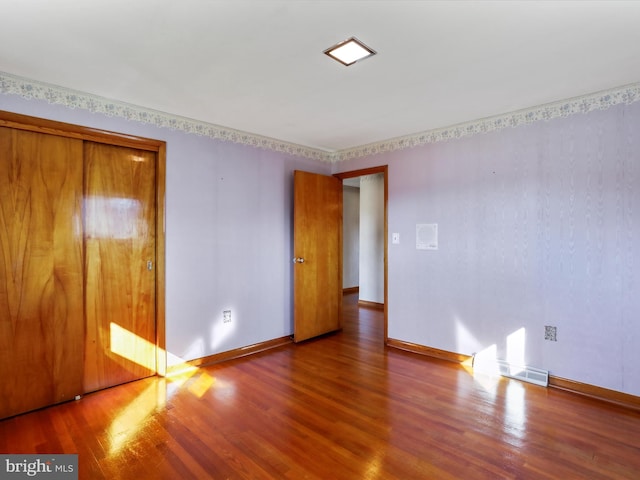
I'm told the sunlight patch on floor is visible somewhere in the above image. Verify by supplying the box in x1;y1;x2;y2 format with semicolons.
108;382;166;455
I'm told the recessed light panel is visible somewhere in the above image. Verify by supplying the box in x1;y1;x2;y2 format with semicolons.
324;37;376;66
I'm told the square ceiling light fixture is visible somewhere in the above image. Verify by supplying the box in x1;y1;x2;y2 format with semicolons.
324;37;376;66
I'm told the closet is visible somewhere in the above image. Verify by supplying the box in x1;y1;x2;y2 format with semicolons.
0;111;165;419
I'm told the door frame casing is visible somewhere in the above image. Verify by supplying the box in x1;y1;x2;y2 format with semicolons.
334;165;388;342
0;110;167;376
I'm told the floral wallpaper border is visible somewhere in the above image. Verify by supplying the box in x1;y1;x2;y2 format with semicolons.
0;71;328;162
335;82;640;162
2;71;639;163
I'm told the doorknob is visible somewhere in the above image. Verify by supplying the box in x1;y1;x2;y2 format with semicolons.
292;257;305;263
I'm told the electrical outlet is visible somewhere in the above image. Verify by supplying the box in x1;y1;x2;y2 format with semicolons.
223;310;231;323
544;325;557;342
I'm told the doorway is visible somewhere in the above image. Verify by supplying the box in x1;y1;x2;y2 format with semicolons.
335;166;388;342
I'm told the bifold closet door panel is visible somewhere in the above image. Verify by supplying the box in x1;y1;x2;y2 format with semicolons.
83;142;157;393
0;127;84;419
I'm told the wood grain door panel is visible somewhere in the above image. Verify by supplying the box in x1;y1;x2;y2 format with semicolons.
83;142;157;393
293;170;342;342
0;127;84;418
0;111;164;419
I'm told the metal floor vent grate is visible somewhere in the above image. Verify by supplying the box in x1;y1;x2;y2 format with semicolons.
495;360;549;387
473;357;549;387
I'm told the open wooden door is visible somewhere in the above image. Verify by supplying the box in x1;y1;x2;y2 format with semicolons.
293;170;342;342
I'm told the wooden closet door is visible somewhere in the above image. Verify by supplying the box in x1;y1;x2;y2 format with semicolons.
83;142;157;393
0;127;84;419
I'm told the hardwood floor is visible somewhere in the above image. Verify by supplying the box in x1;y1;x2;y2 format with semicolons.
1;294;639;479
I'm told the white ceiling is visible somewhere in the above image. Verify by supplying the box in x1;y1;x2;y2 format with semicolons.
1;0;640;153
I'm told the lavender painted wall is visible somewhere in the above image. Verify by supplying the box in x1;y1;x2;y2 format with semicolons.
0;93;331;367
334;101;640;397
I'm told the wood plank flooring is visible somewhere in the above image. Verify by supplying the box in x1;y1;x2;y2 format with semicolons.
1;294;639;479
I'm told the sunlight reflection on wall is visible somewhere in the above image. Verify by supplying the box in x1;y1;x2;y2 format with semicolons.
210;306;237;351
